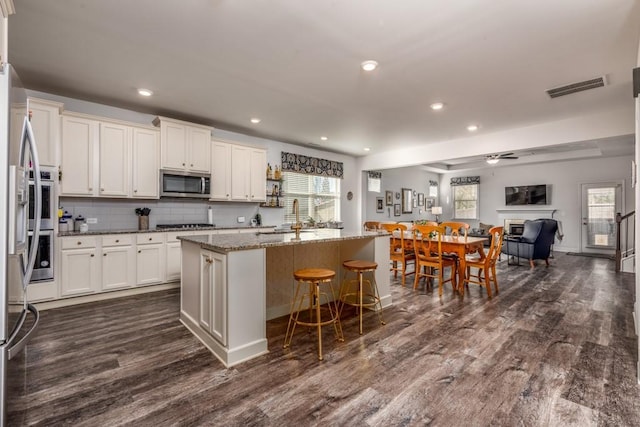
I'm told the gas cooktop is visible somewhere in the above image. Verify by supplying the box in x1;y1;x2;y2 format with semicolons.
155;223;215;229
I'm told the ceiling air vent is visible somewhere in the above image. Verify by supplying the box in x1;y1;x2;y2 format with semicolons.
546;76;607;98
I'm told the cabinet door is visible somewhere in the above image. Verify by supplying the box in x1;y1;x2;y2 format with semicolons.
210;140;231;200
230;145;250;201
99;122;130;197
161;121;187;170
61;116;97;196
200;250;226;345
132;127;160;198
29;99;62;167
165;241;182;282
60;248;99;296
137;244;164;285
250;148;267;202
188;126;211;173
102;245;135;290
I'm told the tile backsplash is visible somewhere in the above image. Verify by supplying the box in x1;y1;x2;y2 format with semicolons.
59;198;284;231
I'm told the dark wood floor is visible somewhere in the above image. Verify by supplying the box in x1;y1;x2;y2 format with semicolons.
8;253;640;426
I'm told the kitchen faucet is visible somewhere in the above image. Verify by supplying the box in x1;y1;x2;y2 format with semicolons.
291;198;302;239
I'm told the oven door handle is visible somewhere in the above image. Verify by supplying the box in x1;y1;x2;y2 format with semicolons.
6;303;40;360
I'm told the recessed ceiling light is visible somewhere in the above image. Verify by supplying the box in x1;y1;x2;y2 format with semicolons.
137;88;153;97
361;60;378;71
364;147;371;152
320;136;328;141
430;102;444;110
467;124;479;132
250;118;261;124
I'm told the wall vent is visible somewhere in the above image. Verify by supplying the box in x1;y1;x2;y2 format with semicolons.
546;76;607;98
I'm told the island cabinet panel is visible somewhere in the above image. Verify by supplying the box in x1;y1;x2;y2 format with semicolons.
199;250;226;345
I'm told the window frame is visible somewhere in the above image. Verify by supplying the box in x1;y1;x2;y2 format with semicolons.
281;171;341;223
452;183;479;220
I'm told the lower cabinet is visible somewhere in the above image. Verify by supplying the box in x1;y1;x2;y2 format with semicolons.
199;249;226;345
60;236;100;297
101;235;135;290
136;233;165;285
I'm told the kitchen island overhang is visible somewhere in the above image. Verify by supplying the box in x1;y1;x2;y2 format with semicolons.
179;229;391;367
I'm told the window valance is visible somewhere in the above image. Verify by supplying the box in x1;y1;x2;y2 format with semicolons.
429;180;438;187
450;176;480;186
368;171;382;179
281;152;344;178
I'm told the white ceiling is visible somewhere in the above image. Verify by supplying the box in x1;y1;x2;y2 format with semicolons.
7;0;640;165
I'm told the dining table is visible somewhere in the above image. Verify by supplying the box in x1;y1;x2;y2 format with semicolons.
392;230;488;294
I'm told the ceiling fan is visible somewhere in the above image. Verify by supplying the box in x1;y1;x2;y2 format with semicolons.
485;152;518;164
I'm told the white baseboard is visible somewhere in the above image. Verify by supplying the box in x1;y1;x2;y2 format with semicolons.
33;283;180;311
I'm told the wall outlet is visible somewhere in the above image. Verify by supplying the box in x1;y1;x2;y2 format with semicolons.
237;216;245;223
86;218;98;224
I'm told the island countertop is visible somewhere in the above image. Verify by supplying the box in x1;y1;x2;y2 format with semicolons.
178;228;389;253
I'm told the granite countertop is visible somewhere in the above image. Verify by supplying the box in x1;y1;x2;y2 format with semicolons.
179;229;390;253
57;225;277;237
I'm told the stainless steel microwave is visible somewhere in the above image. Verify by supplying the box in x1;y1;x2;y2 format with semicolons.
160;170;211;198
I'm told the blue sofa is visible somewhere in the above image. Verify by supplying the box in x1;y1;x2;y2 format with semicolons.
501;219;558;268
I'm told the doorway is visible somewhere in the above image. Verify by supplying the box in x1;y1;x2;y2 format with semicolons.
580;182;623;254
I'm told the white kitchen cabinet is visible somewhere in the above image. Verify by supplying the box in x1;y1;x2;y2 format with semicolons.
199;249;227;345
249;148;267;202
60;236;99;297
230;144;267;202
165;230;197;282
132;127;160;198
99;122;130;197
28;98;63;167
210;140;232;200
101;235;135;291
136;233;165;285
60;114;98;196
156;117;211;173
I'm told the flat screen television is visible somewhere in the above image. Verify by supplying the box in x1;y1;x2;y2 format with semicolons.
505;184;549;205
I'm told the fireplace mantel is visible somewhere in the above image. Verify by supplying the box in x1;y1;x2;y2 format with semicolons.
496;207;557;217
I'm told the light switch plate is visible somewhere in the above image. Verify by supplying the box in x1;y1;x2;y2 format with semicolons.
86;218;98;224
237;216;245;223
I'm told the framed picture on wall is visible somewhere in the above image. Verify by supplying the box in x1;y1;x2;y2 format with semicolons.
385;190;393;206
394;204;401;216
418;193;425;206
376;197;384;213
426;197;435;209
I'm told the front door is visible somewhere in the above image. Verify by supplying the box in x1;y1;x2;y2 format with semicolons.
580;182;622;254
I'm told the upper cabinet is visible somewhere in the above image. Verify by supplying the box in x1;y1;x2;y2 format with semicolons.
210;138;266;202
61;114;98;196
61;112;159;199
154;117;212;173
28;98;63;167
132;127;160;198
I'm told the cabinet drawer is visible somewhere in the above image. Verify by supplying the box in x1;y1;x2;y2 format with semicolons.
137;233;164;245
102;235;134;247
61;236;98;249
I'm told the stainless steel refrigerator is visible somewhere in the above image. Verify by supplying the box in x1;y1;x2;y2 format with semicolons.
0;63;42;425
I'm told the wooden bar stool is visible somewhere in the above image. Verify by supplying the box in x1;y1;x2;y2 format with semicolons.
283;268;344;360
340;260;385;335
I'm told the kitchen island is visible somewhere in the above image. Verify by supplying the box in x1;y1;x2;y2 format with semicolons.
179;229;390;367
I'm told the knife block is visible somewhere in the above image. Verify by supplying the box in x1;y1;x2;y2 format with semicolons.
138;216;149;231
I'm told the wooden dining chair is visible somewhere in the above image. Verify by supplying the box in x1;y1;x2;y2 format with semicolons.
412;224;457;296
464;226;504;298
440;221;470;239
363;221;381;231
439;221;471;268
381;223;415;286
